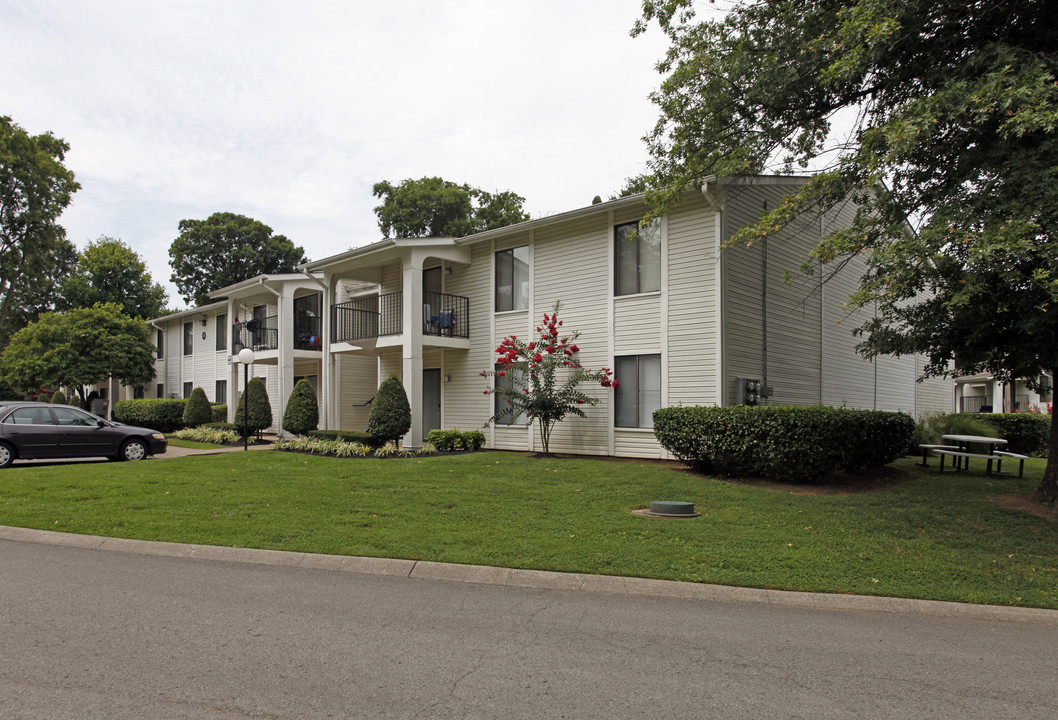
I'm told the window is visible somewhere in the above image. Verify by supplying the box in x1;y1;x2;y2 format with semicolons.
52;407;98;426
614;220;661;296
3;407;54;425
495;246;529;312
133;386;145;399
216;314;227;351
183;382;193;399
156;383;164;399
183;321;193;355
156;329;164;358
215;380;227;402
494;364;529;426
615;354;661;428
293;294;321;349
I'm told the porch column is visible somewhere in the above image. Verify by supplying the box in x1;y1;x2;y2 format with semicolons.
227;298;240;420
401;251;426;449
321;272;336;430
276;288;295;439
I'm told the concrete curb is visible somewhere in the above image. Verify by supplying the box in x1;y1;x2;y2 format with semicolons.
2;524;1055;626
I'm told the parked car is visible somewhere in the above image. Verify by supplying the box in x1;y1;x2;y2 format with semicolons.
0;402;167;468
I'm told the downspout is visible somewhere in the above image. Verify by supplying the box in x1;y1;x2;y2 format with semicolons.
761;200;768;405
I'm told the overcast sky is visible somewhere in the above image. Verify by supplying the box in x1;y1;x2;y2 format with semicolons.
2;0;691;309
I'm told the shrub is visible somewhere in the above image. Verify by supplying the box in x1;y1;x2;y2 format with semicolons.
172;426;242;445
211;403;227;423
203;421;240;433
282;379;319;435
234;377;272;436
368;376;411;447
50;390;67;404
427;429;486;451
976;413;1051;456
307;429;383;448
112;398;187;433
653;405;914;484
182;387;213;428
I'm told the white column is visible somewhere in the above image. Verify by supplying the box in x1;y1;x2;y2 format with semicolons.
321;273;335;430
276;288;295;439
401;251;425;449
227;298;240;420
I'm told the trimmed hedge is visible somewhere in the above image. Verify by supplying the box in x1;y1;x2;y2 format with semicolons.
427;429;486;451
282;378;319;435
368;377;411;446
653;405;914;484
204;422;240;433
183;387;212;427
975;413;1051;456
307;429;385;448
112;398;188;433
211;404;227;423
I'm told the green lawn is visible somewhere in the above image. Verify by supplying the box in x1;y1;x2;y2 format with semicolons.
1;450;1055;608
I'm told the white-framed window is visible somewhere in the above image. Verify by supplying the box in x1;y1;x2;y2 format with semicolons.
216;314;227;351
495;246;529;312
614;354;662;428
494;363;529;426
614;220;661;296
183;321;193;355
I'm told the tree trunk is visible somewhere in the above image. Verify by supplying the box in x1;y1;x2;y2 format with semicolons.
1032;376;1058;503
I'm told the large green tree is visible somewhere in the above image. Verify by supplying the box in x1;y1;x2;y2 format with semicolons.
372;177;529;238
0;238;76;347
0;116;79;342
59;236;168;319
637;0;1058;502
0;303;157;404
169;212;307;306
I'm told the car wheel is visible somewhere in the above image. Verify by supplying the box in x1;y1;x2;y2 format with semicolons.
120;439;148;461
0;442;14;469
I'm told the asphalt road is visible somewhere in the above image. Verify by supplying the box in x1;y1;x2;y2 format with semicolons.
1;534;1056;720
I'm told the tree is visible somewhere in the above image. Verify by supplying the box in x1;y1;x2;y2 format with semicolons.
367;376;411;447
0;116;80;343
182;387;212;428
0;303;156;405
609;174;650;200
636;1;1058;502
59;237;168;319
0;237;77;347
234;376;272;438
282;378;319;435
482;302;614;455
372;177;529;238
169;212;307;306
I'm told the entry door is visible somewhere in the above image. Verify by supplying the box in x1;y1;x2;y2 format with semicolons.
422;369;442;439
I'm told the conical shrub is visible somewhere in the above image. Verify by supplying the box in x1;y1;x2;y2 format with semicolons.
367;376;411;447
182;387;212;428
282;379;319;435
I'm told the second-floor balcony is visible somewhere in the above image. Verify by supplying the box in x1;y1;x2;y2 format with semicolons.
234;316;278;352
332;291;469;344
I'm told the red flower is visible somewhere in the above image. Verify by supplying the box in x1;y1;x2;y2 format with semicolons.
533;353;543;362
497;371;506;376
612;379;619;388
546;345;555;354
570;344;579;353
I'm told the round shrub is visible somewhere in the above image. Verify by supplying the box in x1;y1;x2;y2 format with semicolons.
282;379;319;435
50;390;67;404
182;387;213;428
368;376;411;447
234;377;272;436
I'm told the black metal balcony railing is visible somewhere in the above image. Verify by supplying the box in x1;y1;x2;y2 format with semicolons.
331;291;469;344
960;395;992;413
233;316;278;352
422;291;469;338
294;313;322;351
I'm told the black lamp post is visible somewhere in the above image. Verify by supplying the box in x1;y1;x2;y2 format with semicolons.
237;347;255;451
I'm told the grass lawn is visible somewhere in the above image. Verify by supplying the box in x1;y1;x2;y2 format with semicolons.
0;450;1055;608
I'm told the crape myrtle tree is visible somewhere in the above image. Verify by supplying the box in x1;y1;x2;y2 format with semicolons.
636;0;1058;502
0;116;79;345
169;212;307;306
372;177;530;238
0;303;156;406
482;303;615;455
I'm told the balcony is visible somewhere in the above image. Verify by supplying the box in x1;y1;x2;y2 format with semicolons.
332;291;469;344
294;313;322;351
233;316;278;352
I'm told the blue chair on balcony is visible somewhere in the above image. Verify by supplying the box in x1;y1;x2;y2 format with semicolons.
438;309;453;337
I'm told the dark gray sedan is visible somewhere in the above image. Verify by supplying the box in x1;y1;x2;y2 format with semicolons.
0;402;167;468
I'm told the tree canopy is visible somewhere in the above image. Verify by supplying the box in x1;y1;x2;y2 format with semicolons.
372;177;529;238
59;236;168;319
637;0;1058;502
0;116;79;344
0;303;157;403
169;212;307;306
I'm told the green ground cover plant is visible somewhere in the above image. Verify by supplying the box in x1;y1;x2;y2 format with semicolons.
0;452;1054;608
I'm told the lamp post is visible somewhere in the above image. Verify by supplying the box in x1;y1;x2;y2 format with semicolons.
237;347;255;451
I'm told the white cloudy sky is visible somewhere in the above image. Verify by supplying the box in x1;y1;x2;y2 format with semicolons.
2;0;693;309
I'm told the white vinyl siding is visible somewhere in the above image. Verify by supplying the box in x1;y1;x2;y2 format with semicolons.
442;242;493;434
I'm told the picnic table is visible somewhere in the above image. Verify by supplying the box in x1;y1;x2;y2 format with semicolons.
923;434;1027;477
